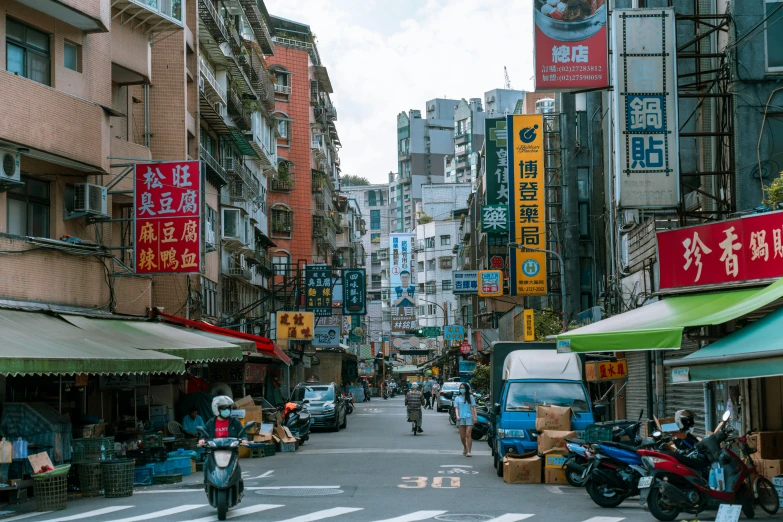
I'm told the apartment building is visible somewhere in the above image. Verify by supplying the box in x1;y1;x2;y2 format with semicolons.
266;16;340;274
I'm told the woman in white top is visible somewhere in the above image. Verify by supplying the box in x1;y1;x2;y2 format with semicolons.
453;382;477;456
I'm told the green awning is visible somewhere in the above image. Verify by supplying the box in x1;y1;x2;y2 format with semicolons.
556;278;783;354
0;310;184;376
666;306;783;383
60;316;244;363
174;327;257;353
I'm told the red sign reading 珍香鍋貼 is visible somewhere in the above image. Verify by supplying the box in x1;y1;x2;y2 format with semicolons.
134;161;201;274
534;0;609;91
657;211;783;290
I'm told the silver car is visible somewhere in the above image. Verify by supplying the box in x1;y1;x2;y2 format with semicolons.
435;382;461;412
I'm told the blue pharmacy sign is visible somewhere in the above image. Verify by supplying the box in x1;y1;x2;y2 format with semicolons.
452;270;479;295
442;325;465;341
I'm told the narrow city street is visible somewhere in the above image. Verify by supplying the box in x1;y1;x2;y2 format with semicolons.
0;397;754;522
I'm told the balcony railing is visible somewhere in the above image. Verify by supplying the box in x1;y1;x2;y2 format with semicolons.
197;0;228;44
313;194;327;215
271;177;294;192
274;84;292;95
227;87;252;131
237;0;274;54
229;267;252;280
198;55;226;104
114;0;184;33
311;169;328;193
199;144;228;186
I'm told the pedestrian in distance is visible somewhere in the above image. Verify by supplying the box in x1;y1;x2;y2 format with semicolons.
405;382;424;433
431;380;440;410
182;406;205;438
454;383;477;456
422;377;433;409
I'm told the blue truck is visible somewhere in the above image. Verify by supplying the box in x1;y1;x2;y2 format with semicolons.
489;342;601;476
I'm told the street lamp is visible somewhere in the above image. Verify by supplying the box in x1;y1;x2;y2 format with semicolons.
508;243;567;332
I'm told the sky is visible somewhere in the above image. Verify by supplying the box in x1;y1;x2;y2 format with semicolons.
264;0;536;184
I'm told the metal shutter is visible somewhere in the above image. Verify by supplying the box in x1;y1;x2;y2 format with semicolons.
624;351;649;421
664;340;706;436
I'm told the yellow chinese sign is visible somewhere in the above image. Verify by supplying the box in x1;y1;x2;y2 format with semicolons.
507;114;547;296
276;312;314;340
585;360;628;382
523;309;535;341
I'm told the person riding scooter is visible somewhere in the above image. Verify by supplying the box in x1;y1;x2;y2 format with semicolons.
405;382;424;434
199;396;250;442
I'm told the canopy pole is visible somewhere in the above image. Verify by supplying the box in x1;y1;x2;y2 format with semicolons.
59;376;62;414
101;390;104;420
134;387;138;428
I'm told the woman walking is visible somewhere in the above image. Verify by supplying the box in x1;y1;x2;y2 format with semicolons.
454;383;477;456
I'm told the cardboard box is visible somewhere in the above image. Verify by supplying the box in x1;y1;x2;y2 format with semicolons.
538;430;577;454
535;405;572;431
234;395;255;409
758;459;783;479
503;455;542;484
244;406;264;424
254;433;273;443
544;453;567;469
750;432;783;460
544;468;568;484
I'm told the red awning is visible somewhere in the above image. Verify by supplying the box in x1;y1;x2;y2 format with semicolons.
156;312;291;365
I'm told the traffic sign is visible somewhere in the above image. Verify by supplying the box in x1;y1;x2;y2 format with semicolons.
419;326;440;338
443;325;464;341
460;342;471;355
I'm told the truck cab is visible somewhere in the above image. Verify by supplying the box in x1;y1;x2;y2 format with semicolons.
492;346;595;474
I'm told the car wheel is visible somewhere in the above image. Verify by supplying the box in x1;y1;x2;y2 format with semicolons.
340;410;347;429
495;449;503;477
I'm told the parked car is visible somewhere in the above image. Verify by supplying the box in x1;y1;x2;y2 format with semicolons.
290;382;347;432
435;382;461;412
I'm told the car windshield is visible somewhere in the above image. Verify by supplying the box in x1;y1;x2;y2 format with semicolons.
292;386;334;402
442;383;460;391
505;382;590;413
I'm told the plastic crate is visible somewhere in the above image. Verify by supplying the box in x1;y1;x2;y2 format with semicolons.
133;465;153;486
584;424;614;443
263;444;275;457
152;473;181;485
143;432;163;448
167;457;190;472
174;465;192;477
279;442;296;453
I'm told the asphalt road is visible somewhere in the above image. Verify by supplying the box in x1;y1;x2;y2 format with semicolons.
0;396;769;521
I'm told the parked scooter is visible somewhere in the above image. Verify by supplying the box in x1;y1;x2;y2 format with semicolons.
282;402;311;443
197;421;256;521
639;410;780;521
564;418;644;488
342;393;354;414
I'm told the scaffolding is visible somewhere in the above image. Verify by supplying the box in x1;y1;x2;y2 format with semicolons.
543;113;567;313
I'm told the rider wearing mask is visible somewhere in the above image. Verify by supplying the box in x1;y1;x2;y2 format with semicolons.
674;409;701;449
199;396;248;443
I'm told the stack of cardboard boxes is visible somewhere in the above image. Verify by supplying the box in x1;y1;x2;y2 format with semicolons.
234;396;299;454
750;432;783;480
503;405;575;485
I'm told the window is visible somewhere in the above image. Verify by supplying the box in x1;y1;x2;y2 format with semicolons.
277;119;290;139
270;206;293;238
371;252;380;264
370;210;381;230
577;167;590;238
7;176;50;237
439;257;453;269
222;208;240;239
205;205;217;249
427;259;435;271
381;289;390;301
418;306;425;315
378;191;385;206
425;281;436;294
442;280;452;291
63;40;80;72
272;252;290;276
201;277;217;318
6;18;50;86
418;261;424;271
425;237;435;249
766;0;783;72
371;233;380;243
368;191;377;207
440;235;451;246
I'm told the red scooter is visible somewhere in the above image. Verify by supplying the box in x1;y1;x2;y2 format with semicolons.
638;411;779;521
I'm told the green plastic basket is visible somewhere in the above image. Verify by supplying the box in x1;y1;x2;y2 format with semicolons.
584;424;613;443
33;465;71;512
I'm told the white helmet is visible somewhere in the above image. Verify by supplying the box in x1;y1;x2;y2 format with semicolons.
212;395;234;417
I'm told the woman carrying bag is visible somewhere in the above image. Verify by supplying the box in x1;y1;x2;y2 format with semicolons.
454;383;477;456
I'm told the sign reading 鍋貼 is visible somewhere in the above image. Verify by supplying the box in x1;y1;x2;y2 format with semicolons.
305;265;333;317
507;114;547;296
390;233;416;329
612;8;680;208
534;0;609;91
657;210;783;290
134;161;201;274
342;268;366;315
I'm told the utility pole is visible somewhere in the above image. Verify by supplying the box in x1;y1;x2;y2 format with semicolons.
508;243;567;332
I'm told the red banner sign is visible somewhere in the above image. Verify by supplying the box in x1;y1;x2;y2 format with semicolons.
534;1;609;91
134;161;201;274
657;211;783;290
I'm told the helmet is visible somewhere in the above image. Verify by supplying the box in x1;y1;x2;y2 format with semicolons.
411;382;419;389
675;409;696;431
212;395;234;417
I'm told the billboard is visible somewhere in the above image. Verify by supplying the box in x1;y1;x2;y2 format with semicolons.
342;269;367;315
534;0;609;91
312;325;340;347
390;233;416;307
452;270;479;295
612;8;680;208
134;160;201;274
657;211;783;290
276;311;314;340
507;114;547;296
305;265;333;316
478;270;503;297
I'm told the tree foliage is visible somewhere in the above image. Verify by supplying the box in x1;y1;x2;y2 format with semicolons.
470;363;490;396
418;214;433;224
764;172;783;210
340;174;370;186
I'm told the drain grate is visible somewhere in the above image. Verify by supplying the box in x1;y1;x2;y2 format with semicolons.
434;514;495;522
255;488;344;497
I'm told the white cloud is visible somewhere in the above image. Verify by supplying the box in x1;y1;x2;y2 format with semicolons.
264;0;535;183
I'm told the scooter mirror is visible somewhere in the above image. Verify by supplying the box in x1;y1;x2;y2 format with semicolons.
722;410;731;422
197;426;209;438
652;430;662;438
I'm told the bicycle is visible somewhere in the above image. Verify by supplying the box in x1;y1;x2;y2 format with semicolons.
736;431;779;515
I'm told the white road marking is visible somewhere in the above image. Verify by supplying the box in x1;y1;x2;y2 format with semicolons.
369;510;447;522
298;449;490;456
136;489;202;493
439;465;473;468
485;515;536;522
273;507;363;522
1;512;52;521
40;506;133;521
246;486;340;490
180;504;283;522
544;485;565;494
111;505;207;522
580;518;625;522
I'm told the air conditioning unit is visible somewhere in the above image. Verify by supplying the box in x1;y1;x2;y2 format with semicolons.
486;95;495;103
206;221;216;246
240;254;247;269
621;209;639;231
74;183;108;216
0;148;21;183
377;250;388;260
215;102;226;117
223;157;237;173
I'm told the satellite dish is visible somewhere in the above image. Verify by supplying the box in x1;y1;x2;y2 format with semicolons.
210;382;233;399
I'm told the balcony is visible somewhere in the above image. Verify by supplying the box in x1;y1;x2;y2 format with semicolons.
310;80;319;105
311;139;326;162
227;87;252;131
313;194;327;216
272;36;320;66
228;266;252;280
244;41;275;112
199;144;228;188
223;158;258;200
197;0;228;44
237;0;274;54
271;161;294;192
311;169;329;193
455;132;469;145
274;84;292;95
398;150;410;161
112;0;184;34
198;55;226;105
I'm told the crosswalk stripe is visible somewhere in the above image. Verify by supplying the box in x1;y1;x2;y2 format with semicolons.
1;512;52;521
111;504;207;522
484;516;536;522
180;503;283;522
274;507;364;522
581;518;625;522
369;510;447;522
38;506;133;521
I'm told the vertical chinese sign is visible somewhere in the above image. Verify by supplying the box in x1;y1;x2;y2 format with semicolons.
342;269;366;315
134;161;201;274
276;312;314;340
390;233;417;331
484;117;511;285
612;7;680;208
305;265;333;317
534;0;609;91
507;114;547;296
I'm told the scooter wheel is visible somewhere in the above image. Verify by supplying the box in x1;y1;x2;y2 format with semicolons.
646;485;680;522
565;466;587;488
585;480;625;509
217;489;228;521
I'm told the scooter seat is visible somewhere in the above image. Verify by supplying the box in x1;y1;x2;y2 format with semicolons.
565;438;586;445
598;441;639;452
664;450;710;470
